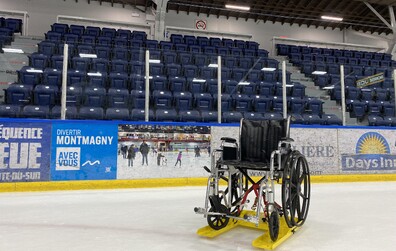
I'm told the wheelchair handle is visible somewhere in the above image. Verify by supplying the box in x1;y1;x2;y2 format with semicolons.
220;137;237;143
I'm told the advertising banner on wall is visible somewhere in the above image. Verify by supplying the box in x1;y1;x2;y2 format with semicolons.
51;122;118;180
339;129;396;172
117;124;211;179
0;122;51;182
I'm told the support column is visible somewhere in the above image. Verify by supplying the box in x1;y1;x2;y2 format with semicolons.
153;0;169;41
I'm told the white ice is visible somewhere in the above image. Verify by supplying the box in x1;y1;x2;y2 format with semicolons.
0;182;396;251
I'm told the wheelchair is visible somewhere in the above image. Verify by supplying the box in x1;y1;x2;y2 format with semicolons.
194;117;311;243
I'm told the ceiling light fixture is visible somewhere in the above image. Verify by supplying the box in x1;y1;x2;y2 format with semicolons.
321;15;343;22
225;4;250;11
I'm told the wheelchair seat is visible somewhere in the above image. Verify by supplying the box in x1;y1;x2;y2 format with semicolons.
219;119;288;170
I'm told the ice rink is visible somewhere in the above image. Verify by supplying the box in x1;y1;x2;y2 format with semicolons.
1;182;396;251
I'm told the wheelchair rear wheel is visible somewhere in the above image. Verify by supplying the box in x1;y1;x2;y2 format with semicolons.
281;151;311;228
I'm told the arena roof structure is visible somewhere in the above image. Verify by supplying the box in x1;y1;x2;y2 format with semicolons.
87;0;396;35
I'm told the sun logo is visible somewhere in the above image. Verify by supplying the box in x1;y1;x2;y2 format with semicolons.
356;132;390;154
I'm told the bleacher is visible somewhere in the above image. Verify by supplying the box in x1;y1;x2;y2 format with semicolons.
277;43;396;126
1;23;336;124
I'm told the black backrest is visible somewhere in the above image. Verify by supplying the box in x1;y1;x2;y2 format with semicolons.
240;119;286;162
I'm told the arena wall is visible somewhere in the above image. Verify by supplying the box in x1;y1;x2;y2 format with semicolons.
1;118;396;191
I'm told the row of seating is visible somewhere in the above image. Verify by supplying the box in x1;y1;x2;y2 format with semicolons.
306;64;393;80
346;99;395;119
331;86;395;102
277;44;392;61
29;53;275;73
368;115;396;126
4;82;319;113
313;73;392;89
37;40;268;60
0;18;22;33
0;103;335;124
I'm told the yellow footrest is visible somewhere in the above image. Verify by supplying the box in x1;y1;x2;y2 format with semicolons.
197;210;298;250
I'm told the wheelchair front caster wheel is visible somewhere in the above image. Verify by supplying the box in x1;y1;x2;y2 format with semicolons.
207;205;230;230
268;210;280;242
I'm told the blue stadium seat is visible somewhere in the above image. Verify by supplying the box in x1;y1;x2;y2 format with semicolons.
179;53;192;65
165;63;182;77
170;34;183;44
204;46;216;55
217;47;229;56
321;114;342;125
111;59;129;73
5;18;22;33
169;76;187;92
193;54;208;66
239;57;253;69
69;25;84;35
78;106;104;120
179;110;201;122
258;82;275;96
251;95;271;112
221;67;232;80
222;79;238;94
130;90;146;108
382;102;395;117
238;82;257;95
149;62;164;75
83;86;106;107
306;98;323;115
230;48;243;57
201;111;218;122
43;68;61;86
21;105;50;119
209;37;221;47
213;94;232;111
223;57;237;68
184;35;196;45
303;114;323;125
114;37;129;47
51;23;68;34
65;86;83;106
72;57;91;72
347;100;366;118
175;43;188;52
271;96;284;112
291;82;306;98
155;108;178;121
107;88;130;108
174;91;193;111
129;60;145;75
276;44;289;56
49;106;77;119
153;90;172;108
222;38;234;48
243;112;264;120
33;85;58;106
29;53;49;69
359;58;370;66
159;41;173;51
130;39;144;48
150;75;168;91
194;93;213;111
18;66;42;85
197;36;209;47
63;33;79;44
200;66;216;79
163;51;177;64
360;88;374;101
77;44;94;55
189;79;206;93
95;46;111;59
262;70;277;82
145;39;158;50
289;97;306;114
130;108;154;121
91;58;109;72
189;45;201;53
109;72;129;89
67;70;86;85
87;72;108;87
130;74;145;90
370;59;380;67
102;27;116;38
97;36;112;46
85;26;101;37
117;29;131;39
112;47;129;61
105;108;130;120
80;34;96;45
222;111;243;123
4;84;32;105
45;31;62;42
183;65;198;78
346;86;360;100
38;41;56;55
264;112;283;120
233;94;252;112
232;68;246;81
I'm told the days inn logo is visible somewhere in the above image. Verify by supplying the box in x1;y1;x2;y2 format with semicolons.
342;132;396;171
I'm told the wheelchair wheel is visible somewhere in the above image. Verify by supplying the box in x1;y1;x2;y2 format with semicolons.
207;205;230;230
282;151;311;228
268;208;280;242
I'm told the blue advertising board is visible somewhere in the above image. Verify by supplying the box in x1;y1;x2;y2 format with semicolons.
51;122;118;180
0;122;51;182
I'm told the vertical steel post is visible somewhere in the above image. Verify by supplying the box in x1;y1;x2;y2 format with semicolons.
340;65;346;126
145;50;150;122
282;61;287;119
60;44;68;120
217;55;222;123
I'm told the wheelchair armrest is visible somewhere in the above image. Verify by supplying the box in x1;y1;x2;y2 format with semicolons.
221;137;237;143
281;137;294;143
